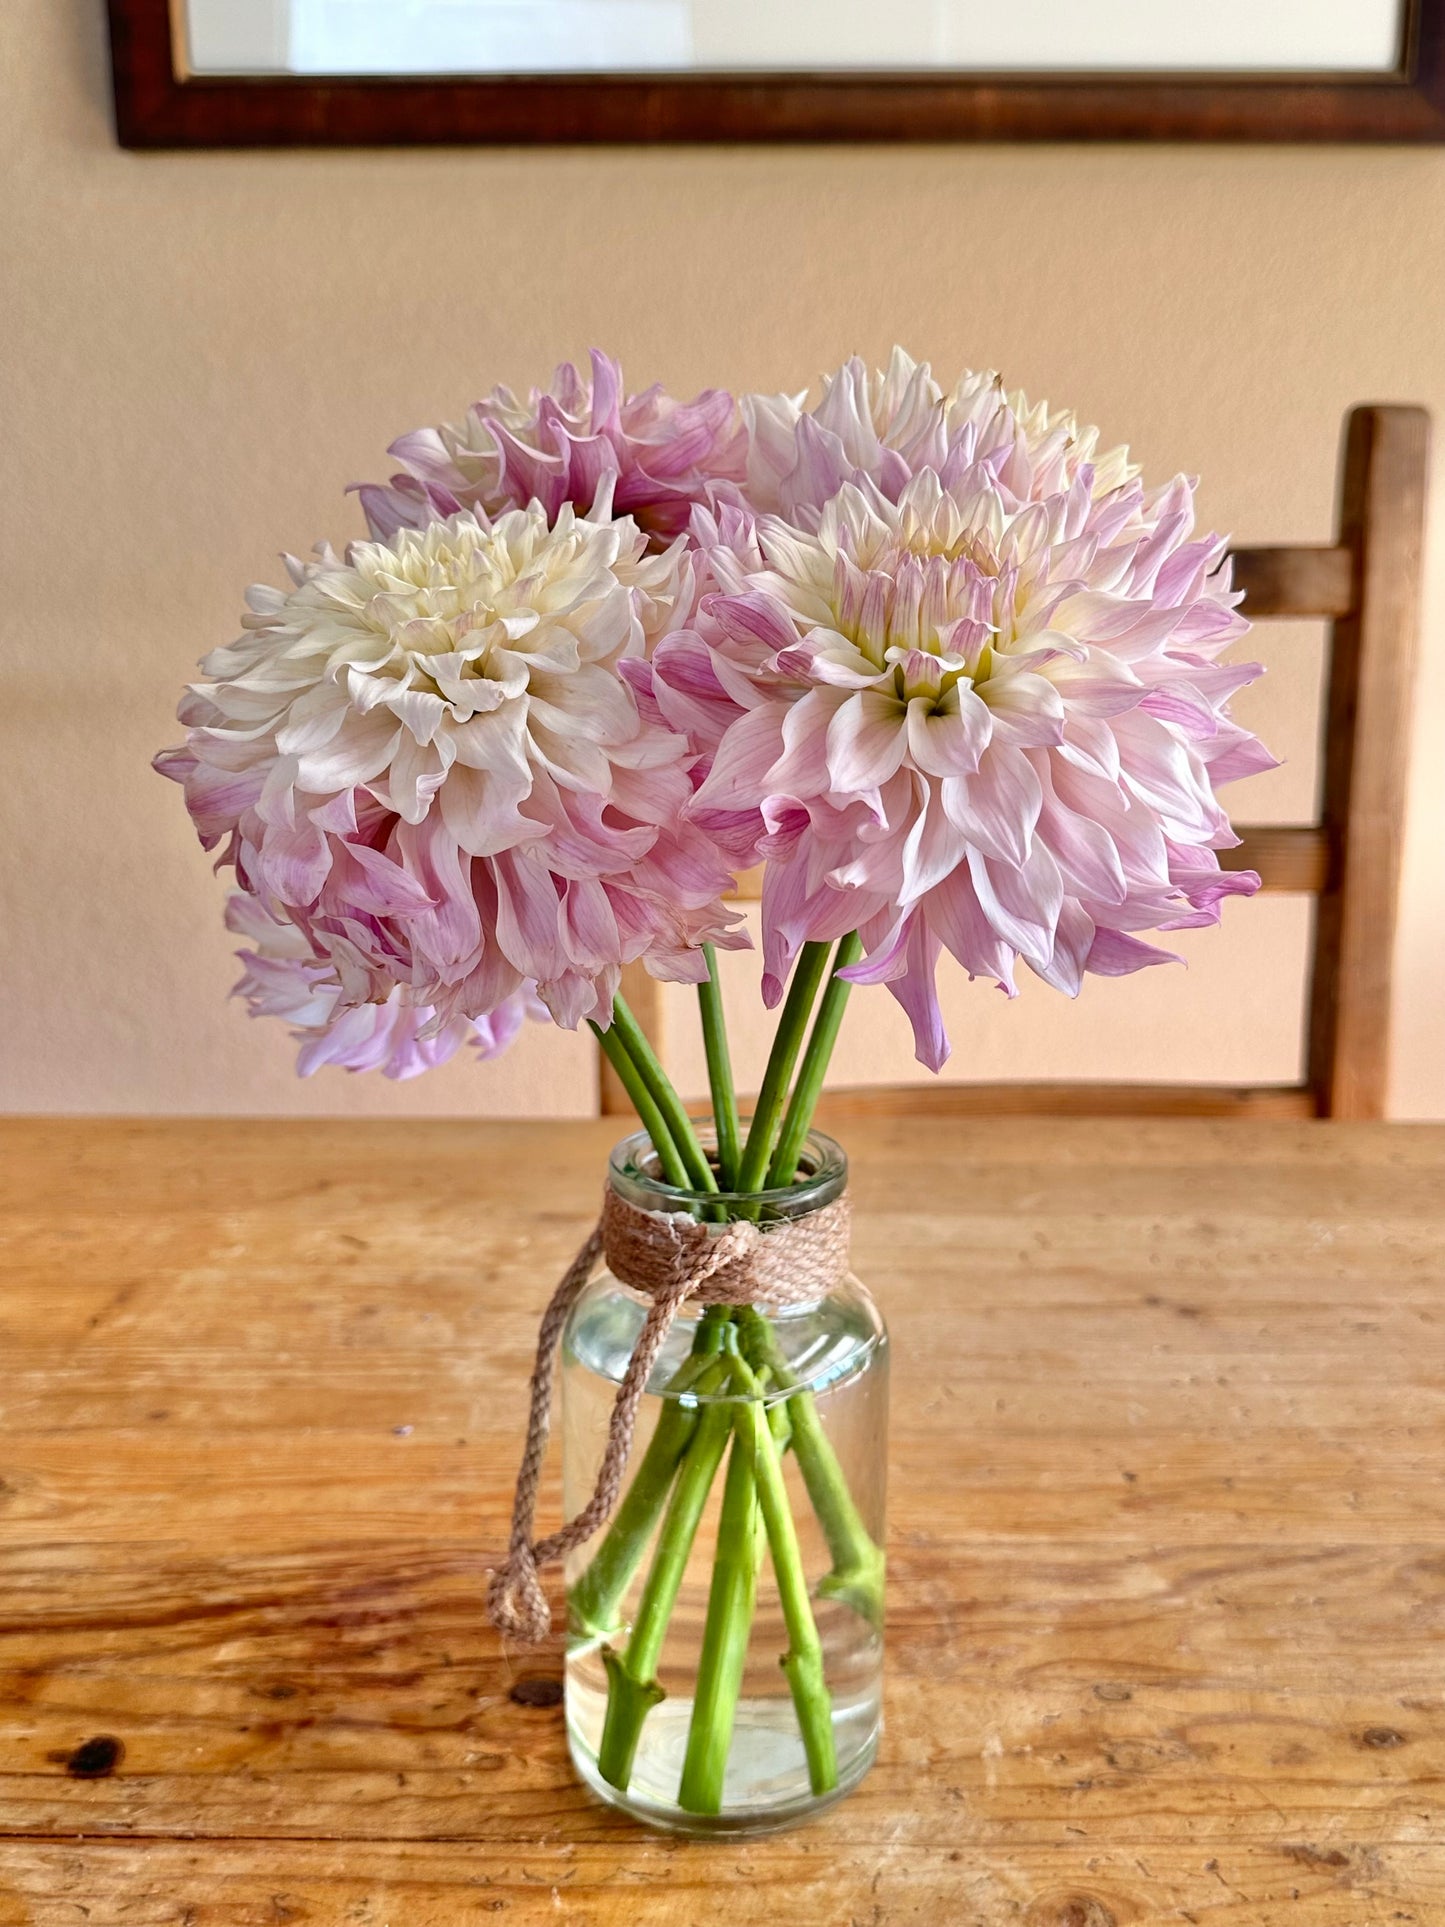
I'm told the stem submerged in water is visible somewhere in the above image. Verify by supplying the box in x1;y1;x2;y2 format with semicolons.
677;1421;764;1814
736;1306;885;1631
596;1383;734;1792
569;1313;730;1644
731;1352;838;1798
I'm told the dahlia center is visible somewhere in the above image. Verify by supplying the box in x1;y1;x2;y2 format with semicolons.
832;540;1003;705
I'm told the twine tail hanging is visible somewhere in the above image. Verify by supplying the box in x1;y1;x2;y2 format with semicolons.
485;1202;759;1644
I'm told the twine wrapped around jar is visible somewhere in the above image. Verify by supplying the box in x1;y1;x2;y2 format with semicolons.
486;1188;852;1643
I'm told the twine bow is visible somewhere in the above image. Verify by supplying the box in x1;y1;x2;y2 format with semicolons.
486;1187;850;1643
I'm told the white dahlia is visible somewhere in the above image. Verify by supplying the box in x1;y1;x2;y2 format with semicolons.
158;501;744;1033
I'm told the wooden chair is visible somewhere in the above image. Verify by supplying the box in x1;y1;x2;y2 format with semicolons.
600;405;1429;1125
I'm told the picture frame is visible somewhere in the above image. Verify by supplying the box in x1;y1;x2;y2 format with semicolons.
107;0;1445;146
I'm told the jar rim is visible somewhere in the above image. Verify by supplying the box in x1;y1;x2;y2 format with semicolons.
607;1120;848;1220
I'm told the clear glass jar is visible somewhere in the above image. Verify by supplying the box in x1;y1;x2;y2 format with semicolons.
562;1126;888;1835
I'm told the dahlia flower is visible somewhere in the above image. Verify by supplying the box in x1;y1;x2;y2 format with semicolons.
646;360;1274;1067
742;347;1141;528
358;350;748;547
157;500;744;1038
225;893;539;1079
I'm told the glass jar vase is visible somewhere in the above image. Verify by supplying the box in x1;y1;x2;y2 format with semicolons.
561;1126;888;1835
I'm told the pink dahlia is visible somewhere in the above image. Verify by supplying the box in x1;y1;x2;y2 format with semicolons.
742;347;1141;528
357;350;748;548
157;500;744;1038
651;365;1274;1068
225;894;541;1079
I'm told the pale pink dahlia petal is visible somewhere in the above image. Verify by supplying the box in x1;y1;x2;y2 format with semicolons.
225;895;538;1079
758;849;883;1007
358;352;748;547
1085;928;1184;976
889;919;950;1073
918;869;1019;994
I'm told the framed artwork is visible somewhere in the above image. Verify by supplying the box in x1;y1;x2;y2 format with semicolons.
108;0;1445;145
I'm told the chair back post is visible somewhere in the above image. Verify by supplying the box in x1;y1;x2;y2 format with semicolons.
1307;405;1430;1119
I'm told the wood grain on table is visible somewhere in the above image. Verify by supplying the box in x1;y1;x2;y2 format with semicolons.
1;1117;1442;1925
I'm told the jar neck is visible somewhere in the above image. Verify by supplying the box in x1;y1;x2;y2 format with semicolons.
607;1120;848;1227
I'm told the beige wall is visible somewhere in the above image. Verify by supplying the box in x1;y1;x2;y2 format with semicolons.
3;0;1443;1118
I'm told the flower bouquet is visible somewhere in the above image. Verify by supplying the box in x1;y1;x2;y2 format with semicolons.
158;350;1271;1832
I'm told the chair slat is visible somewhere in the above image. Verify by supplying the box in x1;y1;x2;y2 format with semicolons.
1230;544;1354;618
1224;825;1330;894
811;1082;1316;1121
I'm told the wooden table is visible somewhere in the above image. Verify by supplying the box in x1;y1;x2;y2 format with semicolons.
2;1117;1443;1925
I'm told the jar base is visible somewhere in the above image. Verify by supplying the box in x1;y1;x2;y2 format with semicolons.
567;1697;880;1837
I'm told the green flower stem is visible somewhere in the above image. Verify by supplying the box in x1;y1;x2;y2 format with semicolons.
590;1019;690;1192
696;945;741;1191
766;932;864;1189
735;941;834;1199
568;1313;730;1645
730;1353;838;1797
609;996;718;1199
677;1425;765;1814
736;1307;885;1632
762;1368;793;1455
596;1384;734;1793
675;1369;792;1817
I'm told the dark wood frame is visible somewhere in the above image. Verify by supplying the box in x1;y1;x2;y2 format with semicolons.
109;0;1445;146
603;406;1430;1124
